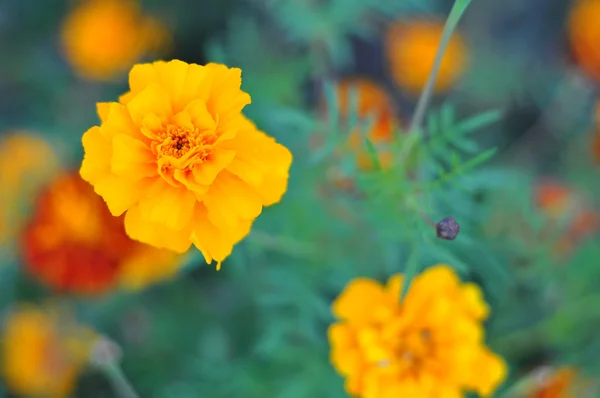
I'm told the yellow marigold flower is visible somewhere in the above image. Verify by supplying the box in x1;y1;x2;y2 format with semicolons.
61;0;169;81
568;0;600;81
80;60;292;270
385;20;468;96
328;264;507;397
0;132;60;250
1;304;96;398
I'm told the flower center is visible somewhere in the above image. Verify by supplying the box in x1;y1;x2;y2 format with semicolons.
154;124;217;163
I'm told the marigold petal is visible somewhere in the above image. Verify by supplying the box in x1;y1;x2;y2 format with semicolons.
178;63;210;108
204;170;263;227
460;283;490;320
137;186;196;231
191;148;235;186
124;205;192;253
111;134;156;179
80;126;112;184
190;204;251;265
119;247;183;291
331;347;362;377
184;99;217;130
332;278;386;323
93;175;145;216
152;60;191;112
126;83;173;126
468;348;508;397
97;102;111;123
223;120;292;205
328;323;355;349
103;102;143;140
202;64;252;116
128;62;159;96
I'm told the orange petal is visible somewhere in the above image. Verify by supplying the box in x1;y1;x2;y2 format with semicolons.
152;60;190;113
137;185;197;231
92;175;146;217
184;99;217;130
103;103;144;141
204;64;251;116
191;148;236;186
190;204;249;265
126;83;173;126
124;205;192;253
332;278;386;323
80;126;112;184
128;63;159;96
204;171;263;230
96;102;111;123
111;134;157;179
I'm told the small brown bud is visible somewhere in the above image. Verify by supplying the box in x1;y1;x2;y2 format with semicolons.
436;217;460;240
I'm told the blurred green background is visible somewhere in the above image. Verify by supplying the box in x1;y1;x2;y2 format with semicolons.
1;0;600;397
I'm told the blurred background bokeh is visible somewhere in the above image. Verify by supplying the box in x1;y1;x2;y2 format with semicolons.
1;0;600;397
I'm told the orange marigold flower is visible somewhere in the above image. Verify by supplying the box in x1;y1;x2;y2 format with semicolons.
328;264;507;397
385;20;468;96
530;368;577;398
80;60;292;270
0;132;60;250
60;0;169;81
534;180;599;257
568;0;600;81
21;172;183;295
330;78;399;175
1;304;96;398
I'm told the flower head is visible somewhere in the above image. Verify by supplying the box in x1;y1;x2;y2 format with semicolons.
61;0;169;81
328;264;507;397
385;20;468;96
535;180;599;257
1;304;96;398
80;60;292;269
568;0;600;81
0;132;60;250
21;172;183;295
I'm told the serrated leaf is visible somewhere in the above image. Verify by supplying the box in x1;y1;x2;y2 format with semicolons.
454;109;503;135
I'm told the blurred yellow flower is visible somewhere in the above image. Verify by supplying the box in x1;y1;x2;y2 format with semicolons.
1;304;96;398
80;60;292;270
385;20;468;96
0;132;60;250
61;0;169;81
568;0;600;81
328;264;507;397
22;172;184;295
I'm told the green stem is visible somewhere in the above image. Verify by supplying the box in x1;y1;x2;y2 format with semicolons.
103;363;140;398
408;0;473;135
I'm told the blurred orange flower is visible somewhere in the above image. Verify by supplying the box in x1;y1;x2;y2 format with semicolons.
80;60;292;270
535;180;599;257
328;264;507;397
385;20;468;96
336;78;400;172
1;304;96;398
21;172;183;295
568;0;600;81
530;368;577;398
0;132;60;251
61;0;169;81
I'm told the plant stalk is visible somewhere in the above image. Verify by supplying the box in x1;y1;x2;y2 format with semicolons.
407;0;473;136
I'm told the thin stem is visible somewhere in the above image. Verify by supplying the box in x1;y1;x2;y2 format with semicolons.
408;0;474;135
103;363;140;398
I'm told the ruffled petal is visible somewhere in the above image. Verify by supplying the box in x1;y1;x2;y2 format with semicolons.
124;205;193;253
203;170;263;231
126;84;173;126
137;185;197;231
111;134;157;179
332;279;386;324
80;126;111;184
